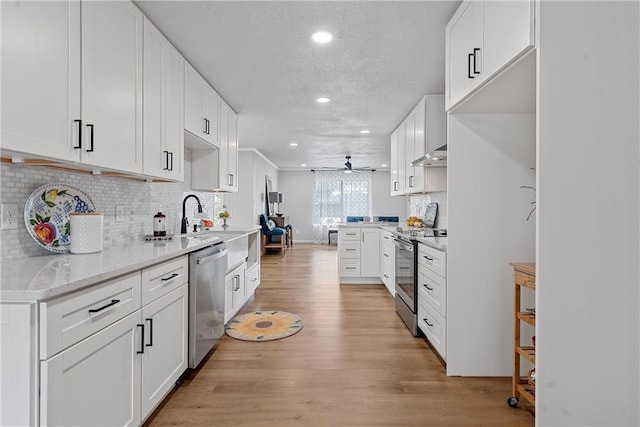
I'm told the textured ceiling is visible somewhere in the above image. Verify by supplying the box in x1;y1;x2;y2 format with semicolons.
136;1;460;170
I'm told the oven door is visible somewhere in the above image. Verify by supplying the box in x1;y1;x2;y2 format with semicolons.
393;237;416;312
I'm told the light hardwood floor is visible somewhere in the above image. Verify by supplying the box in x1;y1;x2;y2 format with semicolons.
146;244;535;426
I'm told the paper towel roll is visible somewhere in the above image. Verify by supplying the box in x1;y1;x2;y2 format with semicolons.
70;213;103;254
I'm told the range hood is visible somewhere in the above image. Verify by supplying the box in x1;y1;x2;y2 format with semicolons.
411;145;447;167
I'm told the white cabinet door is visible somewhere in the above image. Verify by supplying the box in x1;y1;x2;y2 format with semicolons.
202;84;220;147
397;121;406;194
410;99;426;193
404;112;415;192
224;271;234;320
218;102;231;189
232;264;247;310
446;0;483;110
81;0;143;173
141;285;188;419
184;63;206;140
390;129;400;195
227;109;239;191
1;0;81;162
40;311;142;427
143;17;184;181
483;0;534;78
360;228;380;277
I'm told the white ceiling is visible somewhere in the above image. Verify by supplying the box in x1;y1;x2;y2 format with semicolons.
136;1;460;171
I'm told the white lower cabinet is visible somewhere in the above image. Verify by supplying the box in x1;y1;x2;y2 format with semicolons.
224;262;247;323
40;310;142;427
416;243;447;360
38;256;189;426
141;284;188;419
338;227;380;283
379;230;395;296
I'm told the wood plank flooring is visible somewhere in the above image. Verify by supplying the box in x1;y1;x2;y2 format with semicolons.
145;244;534;427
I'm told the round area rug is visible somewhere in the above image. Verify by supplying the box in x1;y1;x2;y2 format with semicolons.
225;311;303;341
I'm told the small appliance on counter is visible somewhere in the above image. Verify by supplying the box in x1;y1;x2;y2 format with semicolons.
69;212;104;254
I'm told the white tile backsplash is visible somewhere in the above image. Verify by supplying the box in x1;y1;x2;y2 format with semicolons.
407;192;447;230
0;150;224;260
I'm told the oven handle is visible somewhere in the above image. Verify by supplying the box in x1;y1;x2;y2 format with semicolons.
393;238;414;251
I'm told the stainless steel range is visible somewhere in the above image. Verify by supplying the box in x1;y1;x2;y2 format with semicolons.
393;235;418;335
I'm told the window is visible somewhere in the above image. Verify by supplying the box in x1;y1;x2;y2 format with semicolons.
312;170;372;242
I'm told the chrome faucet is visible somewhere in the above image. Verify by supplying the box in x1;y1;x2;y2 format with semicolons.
181;194;203;234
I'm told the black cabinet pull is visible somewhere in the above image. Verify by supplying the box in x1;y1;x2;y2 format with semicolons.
169;152;174;171
73;119;82;149
473;48;481;74
424;318;434;327
88;299;120;314
468;53;475;79
86;124;94;152
203;118;207;134
137;324;145;354
145;318;153;347
423;284;434;291
163;150;169;170
423;255;434;261
161;272;179;282
205;118;210;135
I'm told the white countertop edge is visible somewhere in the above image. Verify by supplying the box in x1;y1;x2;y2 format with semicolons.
1;227;260;302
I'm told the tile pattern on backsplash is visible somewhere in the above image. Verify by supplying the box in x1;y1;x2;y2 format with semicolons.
0;150;225;260
407;192;447;230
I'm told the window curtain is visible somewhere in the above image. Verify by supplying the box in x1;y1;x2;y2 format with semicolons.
312;170;373;243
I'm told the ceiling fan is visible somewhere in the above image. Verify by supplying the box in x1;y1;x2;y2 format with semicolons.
311;156;377;173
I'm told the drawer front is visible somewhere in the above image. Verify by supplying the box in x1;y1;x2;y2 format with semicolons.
514;271;535;288
418;266;446;317
40;272;142;359
247;265;260;293
339;228;360;241
418;301;446;360
418;244;446;277
339;241;361;259
141;255;188;306
340;258;361;276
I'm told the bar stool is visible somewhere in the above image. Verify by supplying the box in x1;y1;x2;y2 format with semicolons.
285;224;293;247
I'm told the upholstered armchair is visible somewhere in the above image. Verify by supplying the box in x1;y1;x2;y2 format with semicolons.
259;214;287;255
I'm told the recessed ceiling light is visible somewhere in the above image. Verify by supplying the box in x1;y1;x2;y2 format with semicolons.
316;97;330;103
359;130;370;134
381;164;388;167
289;143;298;147
312;31;333;44
301;164;307;167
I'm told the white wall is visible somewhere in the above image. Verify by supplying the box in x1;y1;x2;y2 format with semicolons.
447;113;536;376
278;170;405;242
537;2;639;425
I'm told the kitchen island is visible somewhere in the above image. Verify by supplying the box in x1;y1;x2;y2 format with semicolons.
0;225;260;426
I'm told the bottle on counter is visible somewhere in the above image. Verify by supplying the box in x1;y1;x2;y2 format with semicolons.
153;212;167;236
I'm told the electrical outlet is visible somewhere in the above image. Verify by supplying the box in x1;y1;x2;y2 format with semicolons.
1;204;18;230
115;205;127;222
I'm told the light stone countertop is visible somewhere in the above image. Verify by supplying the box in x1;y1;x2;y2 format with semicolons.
0;225;260;302
337;223;448;252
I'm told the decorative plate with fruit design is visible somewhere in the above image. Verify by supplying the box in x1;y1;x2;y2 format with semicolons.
24;183;96;253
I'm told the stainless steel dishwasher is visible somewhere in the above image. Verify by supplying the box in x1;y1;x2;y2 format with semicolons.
188;241;228;368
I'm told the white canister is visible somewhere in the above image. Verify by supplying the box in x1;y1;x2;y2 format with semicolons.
70;213;104;254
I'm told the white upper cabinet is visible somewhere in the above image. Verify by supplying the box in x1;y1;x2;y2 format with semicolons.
81;1;143;173
184;63;220;148
390;95;447;196
1;0;81;162
143;17;184;181
445;0;535;111
390;129;401;195
1;0;144;175
191;100;239;192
